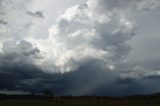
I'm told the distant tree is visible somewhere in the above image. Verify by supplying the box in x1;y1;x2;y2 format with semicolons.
42;89;54;99
30;91;35;96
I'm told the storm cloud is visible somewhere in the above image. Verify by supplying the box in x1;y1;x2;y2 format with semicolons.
0;0;160;96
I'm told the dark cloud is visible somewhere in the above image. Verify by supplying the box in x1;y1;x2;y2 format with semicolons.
0;40;44;92
0;63;42;90
27;11;45;18
116;77;136;84
0;20;7;25
0;57;160;96
144;75;160;79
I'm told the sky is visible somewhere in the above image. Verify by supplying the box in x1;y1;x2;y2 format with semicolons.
0;0;160;96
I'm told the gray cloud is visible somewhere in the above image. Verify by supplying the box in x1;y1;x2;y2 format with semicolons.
89;0;160;12
0;39;43;91
0;20;7;25
26;11;45;18
3;40;39;53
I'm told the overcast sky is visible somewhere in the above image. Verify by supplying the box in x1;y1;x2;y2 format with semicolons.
0;0;160;96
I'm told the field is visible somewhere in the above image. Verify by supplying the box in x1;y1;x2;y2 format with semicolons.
0;95;160;106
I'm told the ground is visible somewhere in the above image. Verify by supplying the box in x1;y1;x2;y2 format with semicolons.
0;96;160;106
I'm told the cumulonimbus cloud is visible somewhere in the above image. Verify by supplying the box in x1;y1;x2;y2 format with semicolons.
28;0;160;82
0;0;160;95
31;0;137;73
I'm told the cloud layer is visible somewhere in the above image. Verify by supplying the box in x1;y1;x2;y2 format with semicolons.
0;0;160;95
